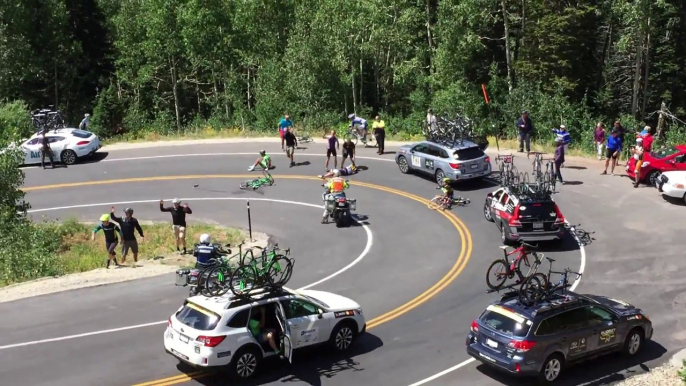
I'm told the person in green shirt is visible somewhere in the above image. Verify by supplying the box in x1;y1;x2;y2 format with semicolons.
249;306;279;352
248;150;272;171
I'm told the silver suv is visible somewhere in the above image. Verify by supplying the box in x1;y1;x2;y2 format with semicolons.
395;139;492;184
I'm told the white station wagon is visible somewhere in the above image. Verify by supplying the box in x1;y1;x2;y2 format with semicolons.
12;128;101;165
164;287;366;380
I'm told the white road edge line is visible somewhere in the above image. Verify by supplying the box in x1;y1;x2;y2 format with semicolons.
1;197;372;351
405;220;587;385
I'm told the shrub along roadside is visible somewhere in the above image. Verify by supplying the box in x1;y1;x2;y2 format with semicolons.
0;219;244;287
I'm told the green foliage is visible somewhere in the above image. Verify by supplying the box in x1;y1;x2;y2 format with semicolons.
0;100;32;141
678;359;686;382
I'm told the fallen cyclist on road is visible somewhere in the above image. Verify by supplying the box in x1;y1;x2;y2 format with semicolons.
440;177;455;208
318;164;358;179
248;150;272;171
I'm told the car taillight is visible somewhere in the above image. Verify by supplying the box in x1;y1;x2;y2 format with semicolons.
554;204;565;225
76;140;90;146
484;156;490;164
168;318;172;327
470;320;479;333
509;206;522;227
515;363;521;372
508;340;536;352
196;335;226;347
449;162;460;169
338;198;346;202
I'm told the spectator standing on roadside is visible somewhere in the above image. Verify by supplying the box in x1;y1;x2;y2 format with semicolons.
638;126;654;153
551;125;571;167
372;115;386;155
325;130;339;170
342;138;356;168
40;130;54;169
426;109;437;131
79;113;90;131
160;198;193;254
613;121;626;164
516;110;534;154
109;207;144;266
630;137;645;188
594;123;606;160
278;114;293;151
554;138;565;185
602;129;623;175
283;127;297;167
91;214;121;269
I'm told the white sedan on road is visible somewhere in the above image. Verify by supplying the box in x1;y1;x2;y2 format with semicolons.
656;170;686;204
10;128;101;165
164;286;366;381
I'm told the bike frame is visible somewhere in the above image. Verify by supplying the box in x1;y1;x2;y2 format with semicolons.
501;245;535;281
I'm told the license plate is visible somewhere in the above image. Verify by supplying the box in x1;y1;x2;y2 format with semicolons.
486;338;498;348
533;223;543;229
179;334;190;344
471;164;478;169
338;203;346;207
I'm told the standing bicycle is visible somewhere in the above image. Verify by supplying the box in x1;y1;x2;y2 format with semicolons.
495;154;517;186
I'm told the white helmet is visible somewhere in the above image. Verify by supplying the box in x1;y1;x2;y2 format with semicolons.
333;170;341;177
85;113;90;118
172;198;180;204
200;234;211;244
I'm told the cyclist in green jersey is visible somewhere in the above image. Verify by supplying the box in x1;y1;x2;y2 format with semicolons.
248;150;272;171
249;306;279;352
441;177;454;205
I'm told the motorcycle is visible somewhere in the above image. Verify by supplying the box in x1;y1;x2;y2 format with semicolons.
323;190;357;227
175;243;231;297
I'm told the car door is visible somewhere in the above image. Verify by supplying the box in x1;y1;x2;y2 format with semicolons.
671;154;686;171
494;192;511;228
536;307;593;361
423;145;442;174
48;136;66;156
281;298;328;348
274;301;293;363
409;143;429;173
22;138;42;164
488;189;504;219
583;305;621;354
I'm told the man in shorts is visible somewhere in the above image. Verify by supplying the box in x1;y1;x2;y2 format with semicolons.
283;127;298;167
91;214;122;268
248;150;271;171
160;198;193;254
342;138;355;168
278;114;293;151
249;305;279;353
326;130;339;170
110;207;145;266
602;129;623;175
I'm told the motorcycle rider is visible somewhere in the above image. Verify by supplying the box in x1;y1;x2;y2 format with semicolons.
348;114;368;140
321;170;349;223
193;234;221;269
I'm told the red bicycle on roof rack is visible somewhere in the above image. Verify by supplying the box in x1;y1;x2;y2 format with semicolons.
486;241;544;290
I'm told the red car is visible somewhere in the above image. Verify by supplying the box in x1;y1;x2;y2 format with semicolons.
627;145;686;186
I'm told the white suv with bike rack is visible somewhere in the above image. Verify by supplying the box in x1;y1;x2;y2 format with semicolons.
164;286;366;381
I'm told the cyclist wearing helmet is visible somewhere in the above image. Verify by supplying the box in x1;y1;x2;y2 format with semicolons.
193;234;221;268
321;170;350;223
110;206;144;266
91;214;122;268
440;177;454;206
248;150;271;171
318;164;358;179
348;113;368;140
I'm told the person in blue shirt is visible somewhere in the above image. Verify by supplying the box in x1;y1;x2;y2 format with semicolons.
551;125;571;167
193;233;221;269
602;129;623;175
278;114;293;151
348;113;368;140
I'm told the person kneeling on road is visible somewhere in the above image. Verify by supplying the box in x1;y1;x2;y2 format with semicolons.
318;164;357;179
440;178;454;208
248;150;271;171
321;170;349;223
249;306;280;353
193;233;221;269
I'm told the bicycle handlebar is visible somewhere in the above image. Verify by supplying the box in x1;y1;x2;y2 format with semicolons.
550;269;582;276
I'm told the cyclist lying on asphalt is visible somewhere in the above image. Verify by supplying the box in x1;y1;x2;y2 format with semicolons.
318;164;358;179
248;150;271;171
440;177;454;205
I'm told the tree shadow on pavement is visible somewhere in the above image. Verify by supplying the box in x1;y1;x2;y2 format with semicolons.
474;339;667;386
189;332;384;386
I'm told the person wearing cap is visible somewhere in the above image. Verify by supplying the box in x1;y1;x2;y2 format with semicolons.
551;125;571;167
110;206;144;266
630;137;645;188
160;198;193;254
91;214;122;269
516;110;534;153
278;114;293;151
602;129;623;175
248;150;271;171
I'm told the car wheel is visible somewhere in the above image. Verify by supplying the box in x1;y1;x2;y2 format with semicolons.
435;169;445;184
330;321;357;351
683;193;686;206
646;170;660;186
397;156;411;174
484;203;494;222
61;149;77;165
228;346;262;380
538;353;564;384
500;223;511;245
622;328;644;357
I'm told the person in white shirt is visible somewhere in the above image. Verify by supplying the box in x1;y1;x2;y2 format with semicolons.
631;137;644;188
426;109;437;131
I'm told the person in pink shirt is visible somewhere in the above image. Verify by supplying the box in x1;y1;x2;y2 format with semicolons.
594;122;606;160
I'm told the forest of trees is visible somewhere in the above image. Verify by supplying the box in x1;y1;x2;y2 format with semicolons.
1;0;685;147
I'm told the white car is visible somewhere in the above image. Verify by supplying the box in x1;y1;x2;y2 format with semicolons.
14;128;101;165
656;170;686;204
164;286;366;381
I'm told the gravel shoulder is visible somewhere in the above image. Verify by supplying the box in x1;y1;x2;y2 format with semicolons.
615;362;682;386
0;230;269;304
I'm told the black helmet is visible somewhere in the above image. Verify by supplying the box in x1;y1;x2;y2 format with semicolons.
124;208;133;215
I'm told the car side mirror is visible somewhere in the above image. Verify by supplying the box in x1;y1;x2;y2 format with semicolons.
317;309;324;319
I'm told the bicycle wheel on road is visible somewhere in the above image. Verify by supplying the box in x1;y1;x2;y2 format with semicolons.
428;196;442;210
486;259;509;290
239;180;256;190
518;273;548;305
230;265;257;296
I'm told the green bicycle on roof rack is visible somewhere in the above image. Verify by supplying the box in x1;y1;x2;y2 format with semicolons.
230;244;294;296
239;168;274;190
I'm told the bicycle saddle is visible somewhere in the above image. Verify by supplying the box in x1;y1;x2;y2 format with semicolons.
546;257;556;263
498;246;508;250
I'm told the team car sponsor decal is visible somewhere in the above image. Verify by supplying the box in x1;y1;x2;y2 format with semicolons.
217;351;232;358
334;310;356;318
569;337;588;354
411;155;421;167
30;151;42;158
599;328;616;344
425;159;434;170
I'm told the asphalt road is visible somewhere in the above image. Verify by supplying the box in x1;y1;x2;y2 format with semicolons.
0;140;682;386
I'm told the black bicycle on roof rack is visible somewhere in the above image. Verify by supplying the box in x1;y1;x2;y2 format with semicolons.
517;257;582;306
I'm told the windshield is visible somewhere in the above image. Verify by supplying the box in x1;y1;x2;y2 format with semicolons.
453;147;485;161
518;202;557;220
71;130;92;138
175;302;221;331
481;305;531;337
651;146;680;159
298;293;330;310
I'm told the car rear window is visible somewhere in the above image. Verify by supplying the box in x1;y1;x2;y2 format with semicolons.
176;302;221;331
453;147;485;161
71;130;92;138
481;305;532;337
518;202;557;220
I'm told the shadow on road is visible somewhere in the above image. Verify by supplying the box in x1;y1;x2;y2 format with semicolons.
474;339;667;386
184;332;384;386
532;232;580;253
661;195;684;206
80;151;110;164
561;181;583;186
564;165;587;170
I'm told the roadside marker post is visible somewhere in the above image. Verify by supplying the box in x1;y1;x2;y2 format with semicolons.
246;199;253;242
